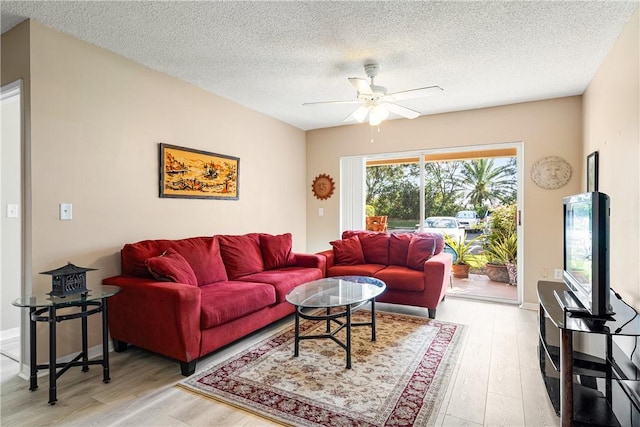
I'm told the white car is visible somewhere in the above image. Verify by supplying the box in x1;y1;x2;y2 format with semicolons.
416;216;465;243
455;210;481;230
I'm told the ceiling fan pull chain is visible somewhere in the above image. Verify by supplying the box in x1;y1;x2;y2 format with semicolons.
370;123;382;143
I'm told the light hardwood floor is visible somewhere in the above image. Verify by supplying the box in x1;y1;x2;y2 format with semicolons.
0;298;559;426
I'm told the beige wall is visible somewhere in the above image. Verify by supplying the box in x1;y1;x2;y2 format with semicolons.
307;96;584;306
2;21;307;359
583;8;639;307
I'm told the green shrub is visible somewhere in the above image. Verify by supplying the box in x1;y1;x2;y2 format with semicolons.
490;204;516;237
483;204;517;265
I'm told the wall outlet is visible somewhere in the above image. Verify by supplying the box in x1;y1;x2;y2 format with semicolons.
554;269;563;280
540;268;549;278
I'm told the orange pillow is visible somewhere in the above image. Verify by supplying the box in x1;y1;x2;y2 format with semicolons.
145;248;198;286
330;236;365;265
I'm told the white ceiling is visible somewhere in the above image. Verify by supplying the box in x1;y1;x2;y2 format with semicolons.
1;1;638;131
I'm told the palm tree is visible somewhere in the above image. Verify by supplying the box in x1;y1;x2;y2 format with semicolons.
459;158;516;211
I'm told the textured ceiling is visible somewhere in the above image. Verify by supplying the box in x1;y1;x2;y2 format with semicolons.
1;1;638;131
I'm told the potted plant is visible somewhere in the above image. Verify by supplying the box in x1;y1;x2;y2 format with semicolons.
482;204;517;284
484;231;517;284
445;232;480;278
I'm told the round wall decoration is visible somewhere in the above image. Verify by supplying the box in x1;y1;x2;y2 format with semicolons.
312;174;335;200
531;156;572;190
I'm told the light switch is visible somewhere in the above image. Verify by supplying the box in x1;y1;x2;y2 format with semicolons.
60;203;72;220
6;204;18;218
318;208;324;217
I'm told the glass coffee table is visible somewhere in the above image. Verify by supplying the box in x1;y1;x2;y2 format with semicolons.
285;276;386;369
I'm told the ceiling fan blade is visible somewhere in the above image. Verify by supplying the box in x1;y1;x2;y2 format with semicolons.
385;103;421;119
386;85;443;101
348;77;373;95
344;105;370;123
303;99;362;106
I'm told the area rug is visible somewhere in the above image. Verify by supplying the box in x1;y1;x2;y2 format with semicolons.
178;310;465;426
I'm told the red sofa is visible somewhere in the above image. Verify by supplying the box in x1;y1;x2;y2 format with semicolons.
318;230;452;318
103;233;325;376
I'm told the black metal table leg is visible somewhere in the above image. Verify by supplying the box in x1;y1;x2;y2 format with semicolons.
102;298;111;383
371;298;377;341
48;306;57;405
29;307;38;391
326;307;331;333
294;308;300;357
346;305;352;369
81;302;89;372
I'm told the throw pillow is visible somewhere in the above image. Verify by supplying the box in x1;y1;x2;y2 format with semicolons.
219;233;264;279
358;233;390;265
406;235;437;271
145;248;198;286
259;233;296;270
169;236;228;285
389;233;413;266
330;235;365;265
415;232;445;255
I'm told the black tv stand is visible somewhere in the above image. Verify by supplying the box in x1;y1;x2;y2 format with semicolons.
538;280;640;426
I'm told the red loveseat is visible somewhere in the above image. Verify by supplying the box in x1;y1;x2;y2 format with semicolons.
103;233;325;376
317;231;452;318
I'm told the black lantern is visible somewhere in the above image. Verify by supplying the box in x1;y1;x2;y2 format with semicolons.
40;262;97;297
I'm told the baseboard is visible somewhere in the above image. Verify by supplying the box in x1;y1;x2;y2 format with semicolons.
520;302;538;311
0;327;20;341
17;341;114;382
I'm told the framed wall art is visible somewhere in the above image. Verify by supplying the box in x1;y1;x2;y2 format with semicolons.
159;143;239;200
587;151;599;192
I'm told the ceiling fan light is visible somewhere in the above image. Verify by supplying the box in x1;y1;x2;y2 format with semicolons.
369;105;389;126
351;106;369;122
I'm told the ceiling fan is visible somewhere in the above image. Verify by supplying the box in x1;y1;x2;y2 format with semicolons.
304;62;443;126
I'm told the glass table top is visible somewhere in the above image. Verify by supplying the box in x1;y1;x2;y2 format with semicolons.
12;285;121;308
285;276;386;308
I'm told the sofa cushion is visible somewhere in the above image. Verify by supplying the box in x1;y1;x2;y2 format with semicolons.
239;267;323;302
145;248;198;286
389;233;413;266
341;230;364;240
219;234;264;280
406;235;437;271
374;265;425;292
358;233;390;265
415;232;446;255
199;281;276;329
327;264;386;277
259;233;296;270
121;236;228;285
330;235;365;265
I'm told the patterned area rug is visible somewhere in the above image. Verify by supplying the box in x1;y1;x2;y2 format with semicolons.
178;310;465;426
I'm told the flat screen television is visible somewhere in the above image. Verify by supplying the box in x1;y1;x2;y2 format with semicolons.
563;191;612;317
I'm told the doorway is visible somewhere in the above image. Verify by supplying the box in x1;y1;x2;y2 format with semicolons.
1;80;23;363
345;142;523;304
